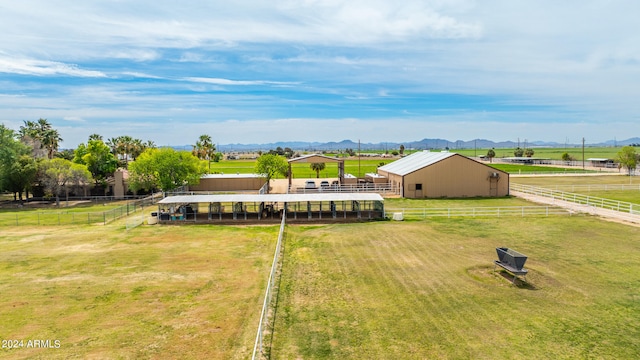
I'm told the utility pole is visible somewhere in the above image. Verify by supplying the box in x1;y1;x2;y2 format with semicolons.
582;137;585;170
358;139;361;178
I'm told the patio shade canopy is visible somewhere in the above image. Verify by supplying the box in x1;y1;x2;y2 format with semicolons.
287;153;345;185
159;193;383;205
156;192;385;223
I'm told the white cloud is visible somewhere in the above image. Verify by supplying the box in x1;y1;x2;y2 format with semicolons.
184;77;300;86
119;72;164;79
1;1;640;147
105;49;160;62
0;57;107;77
62;116;86;123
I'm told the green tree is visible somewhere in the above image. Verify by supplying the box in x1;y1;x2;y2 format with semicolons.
616;146;638;175
561;152;574;163
513;147;524;157
283;147;294;159
192;134;216;172
254;154;288;193
5;155;38;201
39;158;92;207
310;162;326;178
0;124;33;199
486;149;496;163
129;148;206;192
88;133;103;141
55;149;75;161
399;144;405;155
525;148;535;157
74;139;119;186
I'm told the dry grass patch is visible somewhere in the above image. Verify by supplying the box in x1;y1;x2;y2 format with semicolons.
0;224;277;359
272;218;640;359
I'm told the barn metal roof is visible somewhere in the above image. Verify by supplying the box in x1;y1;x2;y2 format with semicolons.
377;151;457;176
158;193;384;205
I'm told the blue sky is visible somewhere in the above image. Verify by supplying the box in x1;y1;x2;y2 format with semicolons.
1;1;639;148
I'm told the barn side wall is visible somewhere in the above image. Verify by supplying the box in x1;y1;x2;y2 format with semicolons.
189;177;265;192
397;155;509;198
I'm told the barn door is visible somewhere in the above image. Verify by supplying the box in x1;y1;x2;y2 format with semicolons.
415;183;423;198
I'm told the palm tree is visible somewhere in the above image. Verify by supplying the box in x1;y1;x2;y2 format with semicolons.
18;119;61;159
116;135;134;164
130;138;144;161
310;162;326;178
193;134;215;172
106;137;120;155
106;136;123;165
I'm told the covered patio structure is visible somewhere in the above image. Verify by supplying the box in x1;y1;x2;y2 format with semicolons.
156;193;384;224
288;154;345;187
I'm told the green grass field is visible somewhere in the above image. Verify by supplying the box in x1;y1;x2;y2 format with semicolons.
271;218;640;359
2;172;640;358
207;158;598;178
209;159;384;178
384;196;535;209
487;163;594;174
0;200;148;226
436;146;632;160
512;175;640;204
0;223;277;359
512;175;639;186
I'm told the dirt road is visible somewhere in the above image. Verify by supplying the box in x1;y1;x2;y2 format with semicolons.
511;190;640;227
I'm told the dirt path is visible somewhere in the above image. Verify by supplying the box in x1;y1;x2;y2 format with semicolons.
511;190;640;228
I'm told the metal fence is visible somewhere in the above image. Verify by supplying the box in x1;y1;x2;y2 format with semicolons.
385;205;571;220
290;183;400;196
525;184;640;192
252;209;287;360
511;183;640;215
0;193;162;226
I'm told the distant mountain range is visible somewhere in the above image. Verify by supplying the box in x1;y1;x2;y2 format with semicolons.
206;137;640;152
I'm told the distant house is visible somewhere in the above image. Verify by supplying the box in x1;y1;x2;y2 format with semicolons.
587;158;616;168
501;157;551;165
377;151;509;198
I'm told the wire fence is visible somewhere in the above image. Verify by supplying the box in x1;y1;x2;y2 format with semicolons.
252;209;287;360
0;193;162;226
385;205;572;220
511;184;640;215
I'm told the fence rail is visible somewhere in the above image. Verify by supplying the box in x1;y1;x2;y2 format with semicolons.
290;183;400;195
511;184;640;215
0;193;162;226
252;209;286;360
522;184;640;192
385;205;571;219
